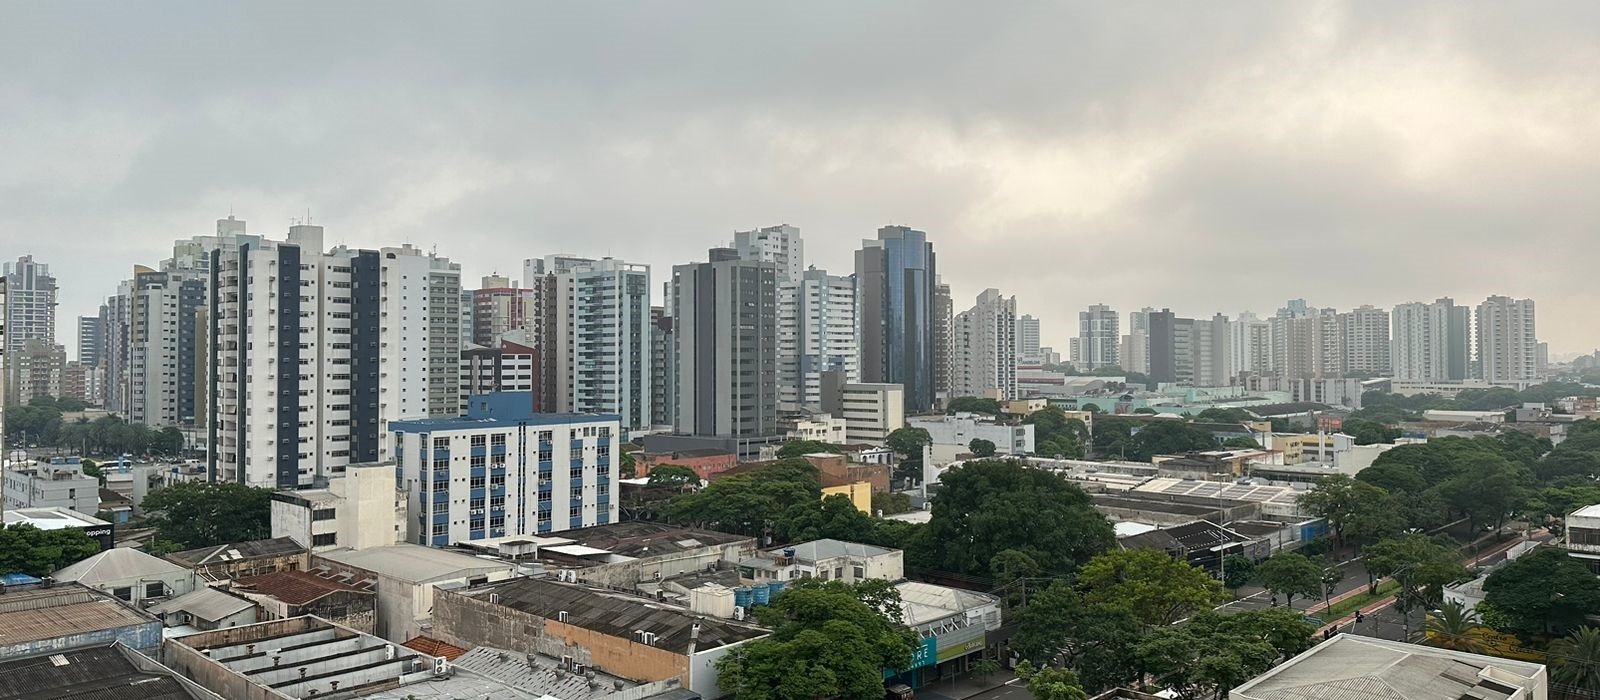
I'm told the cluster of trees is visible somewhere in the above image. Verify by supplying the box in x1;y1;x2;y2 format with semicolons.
1027;406;1090;459
4;396;185;457
1351;381;1600;425
885;427;931;483
1091;418;1222;461
715;578;917;699
1010;547;1311;697
946;396;1004;415
0;523;102;576
142;482;273;553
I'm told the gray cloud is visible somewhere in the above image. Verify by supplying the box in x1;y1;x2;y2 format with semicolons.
3;1;1599;355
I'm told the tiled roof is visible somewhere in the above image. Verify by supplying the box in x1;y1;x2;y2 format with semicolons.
401;636;469;661
231;570;371;606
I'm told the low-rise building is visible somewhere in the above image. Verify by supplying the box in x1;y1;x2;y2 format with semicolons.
2;506;114;550
1566;504;1600;572
52;547;195;607
738;539;904;586
453;521;756;593
0;642;222;700
3;457;99;514
1231;634;1546;700
1117;519;1268;571
312;543;519;642
270;462;404;553
780;413;848;443
164;537;308;583
391;392;622;546
885;581;1002;690
820;372;905;444
1422;409;1507;424
638;448;738;481
432;576;770;698
0;583;164;657
231;570;377;634
147;587;258;631
907;413;1035;463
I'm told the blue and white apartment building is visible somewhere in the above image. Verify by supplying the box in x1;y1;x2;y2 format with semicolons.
391;392;619;547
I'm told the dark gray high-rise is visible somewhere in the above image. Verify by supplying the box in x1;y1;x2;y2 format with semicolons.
672;248;778;438
856;226;937;413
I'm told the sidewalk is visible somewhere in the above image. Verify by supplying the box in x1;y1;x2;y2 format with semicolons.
1313;532;1537;636
913;672;1017;700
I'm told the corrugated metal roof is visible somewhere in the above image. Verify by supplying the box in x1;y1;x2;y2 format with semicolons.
53;549;188;586
146;588;253;622
0;585;157;647
0;644;214;700
316;544;515;583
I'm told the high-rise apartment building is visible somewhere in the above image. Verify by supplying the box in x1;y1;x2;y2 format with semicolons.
672;249;778;438
1475;296;1537;383
126;266;207;426
470;275;541;347
932;282;954;403
952;289;1018;400
1148;310;1229;385
77;316;102;367
777;268;857;410
649;306;676;429
459;339;539;413
1078;304;1120;370
1391;297;1471;382
527;255;652;431
3;255;57;404
1272;308;1343;379
207;224;462;489
393;393;619;545
1339;305;1391;376
732;224;804;282
856;226;938;413
1016;314;1042;365
1230;312;1273;379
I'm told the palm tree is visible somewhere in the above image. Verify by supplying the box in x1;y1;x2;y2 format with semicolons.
1550;627;1600;695
1420;601;1492;653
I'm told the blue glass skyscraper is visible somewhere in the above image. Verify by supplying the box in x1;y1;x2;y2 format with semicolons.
855;225;938;413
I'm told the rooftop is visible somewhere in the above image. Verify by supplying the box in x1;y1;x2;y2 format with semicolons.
0;584;159;648
895;581;1000;627
391;412;619;434
167;616;431;700
147;587;255;623
1247;402;1337;417
1133;477;1303;506
0;643;218;700
163;537;305;569
316;544;515;584
461;577;769;654
232;570;372;606
784;538;896;563
2;507;110;530
54;548;188;586
541;521;753;561
1231;634;1545;700
645;447;733;459
400;636;468;661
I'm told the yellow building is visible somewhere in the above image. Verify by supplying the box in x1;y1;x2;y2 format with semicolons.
821;481;873;513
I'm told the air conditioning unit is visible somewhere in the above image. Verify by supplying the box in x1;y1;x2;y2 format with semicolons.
734;606;746;621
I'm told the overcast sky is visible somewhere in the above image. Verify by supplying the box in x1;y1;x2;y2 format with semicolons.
5;2;1599;357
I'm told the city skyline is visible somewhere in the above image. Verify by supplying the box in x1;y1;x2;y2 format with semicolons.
4;4;1600;357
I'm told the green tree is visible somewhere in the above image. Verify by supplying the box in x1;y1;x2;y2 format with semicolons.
1355;462;1427;495
0;524;102;576
716;579;916;700
967;438;996;457
946;396;1003;415
1298;474;1397;549
886;427;932;483
1422;600;1492;653
1343;418;1401;445
666;459;820;537
140;482;272;550
1363;534;1467;610
775;494;876;545
1192;408;1256;424
871;491;913;516
1433;454;1531;532
1127;420;1218;460
917;459;1114;577
1483;548;1600;638
1255;551;1322;607
1027;406;1090;459
1136;609;1309;700
775;440;841;459
1222;436;1263;449
1014;661;1088;700
1013;581;1079;666
1222;554;1256;593
646;464;699;486
79;458;106;486
1550;626;1600;695
1537;449;1600;483
619;451;637;478
1076;548;1226;626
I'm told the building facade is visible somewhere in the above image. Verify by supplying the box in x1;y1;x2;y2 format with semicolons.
672;249;778;438
856;226;938;413
1339;305;1391;376
208;224;462;489
820;371;906;444
1475;295;1537;383
777;268;857;411
1078;304;1119;370
392;392;620;545
531;255;652;431
952;289;1018;400
3;255;57;404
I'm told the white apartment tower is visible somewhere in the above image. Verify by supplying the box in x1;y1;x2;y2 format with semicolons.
1475;296;1537;382
1016;314;1042;365
208;224;462;489
778;268;858;410
1078;304;1120;370
1230;312;1273;379
527;255;652;430
952;289;1018;400
1339;305;1392;376
3;256;57;405
732;224;804;282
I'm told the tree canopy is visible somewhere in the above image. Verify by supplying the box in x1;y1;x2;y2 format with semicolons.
1254;551;1322;607
141;481;273;551
968;438;996;457
1483;547;1600;638
1075;548;1226;626
665;459;820;537
716;579;916;700
1026;406;1090;459
916;459;1114;577
0;523;102;576
1362;534;1466;609
645;464;699;486
1136;609;1314;700
946;396;1003;415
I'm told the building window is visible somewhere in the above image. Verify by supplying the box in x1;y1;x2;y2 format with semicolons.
312;533;338;547
470;475;486;489
432;437;449;450
471;435;487;448
113;586;133;601
312;508;337;522
1572;528;1600;547
145;582;165;599
853;566;865;580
